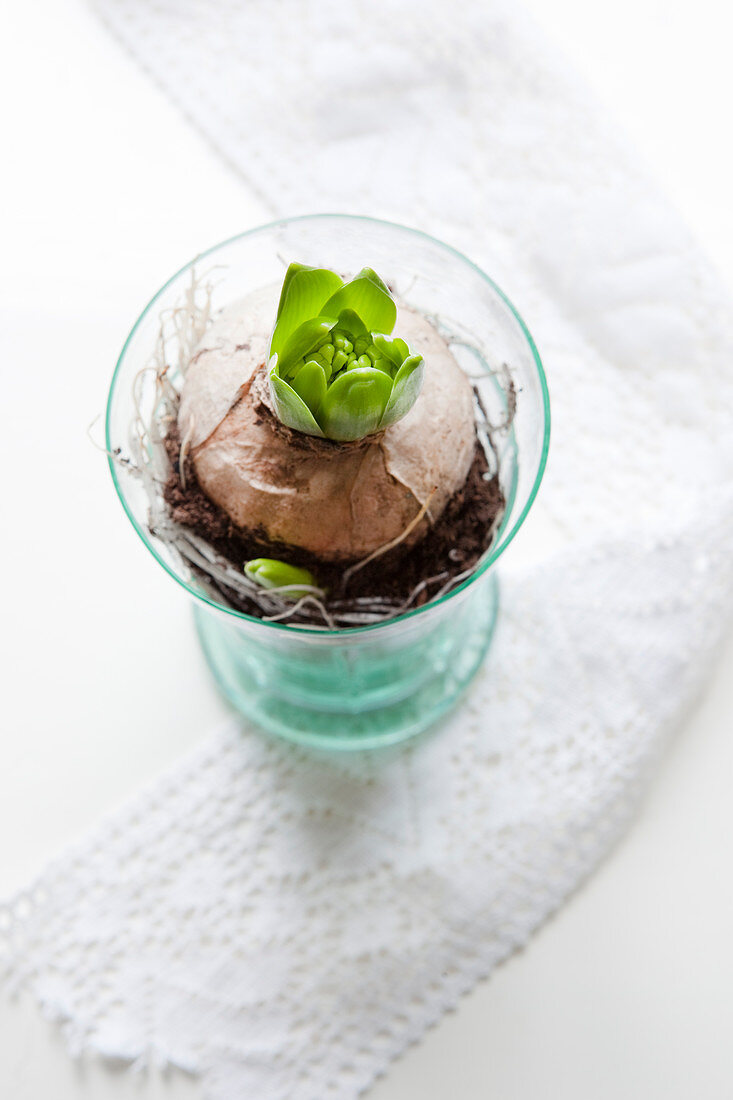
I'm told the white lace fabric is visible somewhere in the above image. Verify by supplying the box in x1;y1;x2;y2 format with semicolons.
2;1;733;1097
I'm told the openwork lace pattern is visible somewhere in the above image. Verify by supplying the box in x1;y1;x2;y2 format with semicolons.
2;1;732;1097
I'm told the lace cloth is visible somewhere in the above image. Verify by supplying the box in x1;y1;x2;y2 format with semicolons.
3;1;733;1097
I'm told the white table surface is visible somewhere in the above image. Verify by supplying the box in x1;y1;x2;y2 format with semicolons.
1;2;732;1097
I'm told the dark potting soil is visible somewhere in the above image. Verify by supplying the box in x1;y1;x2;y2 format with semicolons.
163;424;504;621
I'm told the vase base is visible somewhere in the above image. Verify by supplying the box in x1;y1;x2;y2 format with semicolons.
193;575;499;751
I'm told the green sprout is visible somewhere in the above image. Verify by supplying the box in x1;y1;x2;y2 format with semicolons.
267;262;424;442
244;558;318;599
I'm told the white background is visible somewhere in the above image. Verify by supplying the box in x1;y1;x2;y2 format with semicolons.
1;1;732;1097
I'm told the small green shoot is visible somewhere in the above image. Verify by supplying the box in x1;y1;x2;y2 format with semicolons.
244;558;319;599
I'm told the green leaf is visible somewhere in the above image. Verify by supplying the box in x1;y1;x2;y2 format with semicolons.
371;355;393;375
321;268;397;336
274;262;305;319
269;370;325;437
378;355;425;429
271;264;343;358
308;352;333;382
392;337;410;362
360;267;392;298
276;316;337;377
372;334;403;368
336;308;368;338
319;367;393;441
290;360;327;416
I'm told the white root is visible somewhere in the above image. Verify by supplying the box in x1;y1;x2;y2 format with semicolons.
178;412;196;491
87;412;132;465
341;488;438;590
254;582;328;601
263;596;336;630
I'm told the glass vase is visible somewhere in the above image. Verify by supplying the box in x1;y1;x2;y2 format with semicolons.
106;215;550;749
